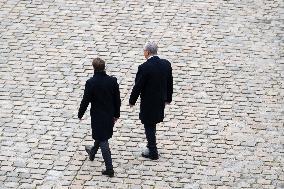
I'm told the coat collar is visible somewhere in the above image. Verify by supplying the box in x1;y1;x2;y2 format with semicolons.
147;55;160;62
93;71;106;76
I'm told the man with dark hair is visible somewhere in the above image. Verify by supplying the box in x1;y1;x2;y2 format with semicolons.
78;57;121;177
129;41;173;160
92;57;105;71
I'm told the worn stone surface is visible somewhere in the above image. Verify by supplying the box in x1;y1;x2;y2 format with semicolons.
0;0;283;188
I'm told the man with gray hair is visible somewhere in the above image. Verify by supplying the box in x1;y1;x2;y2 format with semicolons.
129;41;173;160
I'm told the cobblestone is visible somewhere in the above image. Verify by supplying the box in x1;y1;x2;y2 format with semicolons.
0;0;283;188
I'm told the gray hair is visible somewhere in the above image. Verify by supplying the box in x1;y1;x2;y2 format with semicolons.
144;41;158;55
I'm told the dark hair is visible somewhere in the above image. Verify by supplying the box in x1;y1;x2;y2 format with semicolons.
92;58;105;71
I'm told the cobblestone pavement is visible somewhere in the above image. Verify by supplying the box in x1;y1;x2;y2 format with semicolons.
0;0;283;188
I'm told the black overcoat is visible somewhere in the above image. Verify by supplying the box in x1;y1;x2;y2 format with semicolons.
78;71;121;141
129;56;173;124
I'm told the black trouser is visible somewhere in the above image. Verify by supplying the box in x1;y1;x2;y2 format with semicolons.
144;123;158;156
92;140;113;170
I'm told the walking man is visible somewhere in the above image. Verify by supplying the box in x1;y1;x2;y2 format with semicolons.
78;58;121;177
129;41;173;160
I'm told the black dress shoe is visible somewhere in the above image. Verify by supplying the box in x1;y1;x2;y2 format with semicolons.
142;152;159;160
85;145;95;161
102;169;114;177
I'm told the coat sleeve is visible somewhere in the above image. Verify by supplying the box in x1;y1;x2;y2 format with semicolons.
114;78;121;118
78;81;91;119
166;63;173;103
129;65;146;105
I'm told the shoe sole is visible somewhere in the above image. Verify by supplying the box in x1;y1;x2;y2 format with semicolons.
102;171;114;177
102;174;114;177
85;148;95;161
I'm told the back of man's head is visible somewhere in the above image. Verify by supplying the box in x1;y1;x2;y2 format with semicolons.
144;41;158;55
92;58;105;71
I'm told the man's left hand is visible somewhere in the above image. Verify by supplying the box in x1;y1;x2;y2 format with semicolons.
114;117;118;123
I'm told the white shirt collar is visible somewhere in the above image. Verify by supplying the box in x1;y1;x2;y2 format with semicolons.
147;55;158;60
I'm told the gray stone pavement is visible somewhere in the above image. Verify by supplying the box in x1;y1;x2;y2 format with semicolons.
0;0;283;188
